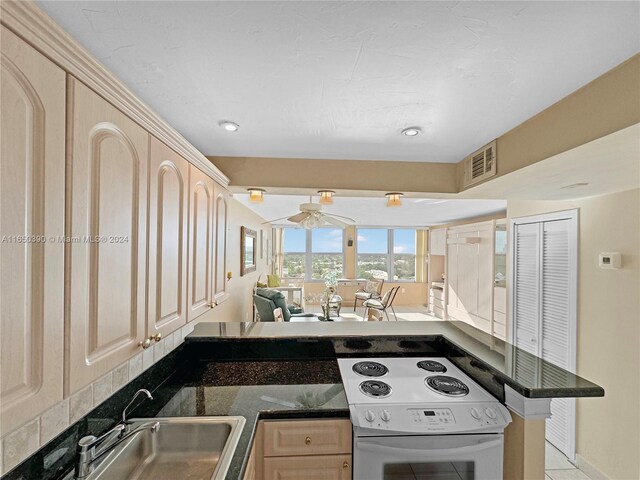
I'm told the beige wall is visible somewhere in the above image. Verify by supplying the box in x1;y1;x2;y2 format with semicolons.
210;156;457;194
507;189;640;480
198;198;270;323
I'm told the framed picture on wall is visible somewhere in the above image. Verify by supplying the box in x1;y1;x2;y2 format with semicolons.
240;226;257;276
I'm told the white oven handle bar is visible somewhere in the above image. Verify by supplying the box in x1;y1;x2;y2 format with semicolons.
355;437;502;457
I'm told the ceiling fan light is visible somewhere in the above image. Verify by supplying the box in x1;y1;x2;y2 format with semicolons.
318;190;335;205
248;188;266;203
385;192;403;207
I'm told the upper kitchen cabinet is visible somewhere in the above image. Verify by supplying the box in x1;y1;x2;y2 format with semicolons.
66;78;148;395
213;184;230;304
0;27;66;434
148;138;189;336
187;164;215;321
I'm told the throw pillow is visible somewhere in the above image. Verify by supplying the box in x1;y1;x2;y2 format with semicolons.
267;274;281;287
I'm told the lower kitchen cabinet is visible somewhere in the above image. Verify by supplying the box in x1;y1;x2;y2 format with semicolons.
263;454;352;480
249;418;352;480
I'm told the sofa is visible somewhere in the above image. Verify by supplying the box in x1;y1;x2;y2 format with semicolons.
253;288;316;322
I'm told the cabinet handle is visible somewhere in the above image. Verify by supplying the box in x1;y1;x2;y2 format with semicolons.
343;462;349;469
151;333;162;343
138;338;152;349
305;436;311;445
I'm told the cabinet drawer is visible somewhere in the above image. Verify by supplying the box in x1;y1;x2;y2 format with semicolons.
264;454;352;480
493;310;506;325
431;305;444;318
430;297;444;309
430;288;444;300
263;419;352;457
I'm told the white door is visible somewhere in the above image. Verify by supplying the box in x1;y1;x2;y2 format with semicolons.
510;210;577;461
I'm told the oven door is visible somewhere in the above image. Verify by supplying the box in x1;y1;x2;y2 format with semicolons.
354;434;503;480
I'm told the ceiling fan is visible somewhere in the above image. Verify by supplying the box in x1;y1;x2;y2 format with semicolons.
262;197;355;229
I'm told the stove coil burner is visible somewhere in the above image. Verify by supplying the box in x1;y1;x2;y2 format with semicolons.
417;360;447;373
352;361;389;378
359;380;392;398
425;375;469;397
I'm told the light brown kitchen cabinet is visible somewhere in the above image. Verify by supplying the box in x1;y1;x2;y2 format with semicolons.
0;26;66;434
147;138;189;336
213;185;230;304
187;164;215;320
259;418;352;480
263;455;352;480
66;77;148;395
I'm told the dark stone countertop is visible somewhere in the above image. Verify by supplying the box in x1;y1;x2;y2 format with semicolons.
186;320;605;400
133;359;349;480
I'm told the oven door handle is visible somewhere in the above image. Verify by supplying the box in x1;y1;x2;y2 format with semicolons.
355;437;502;457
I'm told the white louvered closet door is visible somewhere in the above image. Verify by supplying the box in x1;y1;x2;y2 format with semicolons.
512;212;577;461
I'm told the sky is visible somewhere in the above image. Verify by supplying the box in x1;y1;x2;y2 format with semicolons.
283;227;416;254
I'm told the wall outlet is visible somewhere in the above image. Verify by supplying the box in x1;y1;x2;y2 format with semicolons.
401;288;406;294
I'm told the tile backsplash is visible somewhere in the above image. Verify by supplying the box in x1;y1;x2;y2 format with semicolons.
0;323;194;475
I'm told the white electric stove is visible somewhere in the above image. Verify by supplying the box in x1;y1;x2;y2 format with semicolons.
338;357;512;480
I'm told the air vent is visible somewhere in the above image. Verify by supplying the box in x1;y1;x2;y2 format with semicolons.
463;140;497;188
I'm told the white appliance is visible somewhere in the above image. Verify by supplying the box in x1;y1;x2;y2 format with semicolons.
338;357;512;480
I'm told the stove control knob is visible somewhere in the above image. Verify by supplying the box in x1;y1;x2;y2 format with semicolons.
381;410;391;422
470;408;482;419
485;408;497;419
364;410;376;422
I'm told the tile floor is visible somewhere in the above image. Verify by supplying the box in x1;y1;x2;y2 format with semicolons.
545;442;592;479
307;303;442;322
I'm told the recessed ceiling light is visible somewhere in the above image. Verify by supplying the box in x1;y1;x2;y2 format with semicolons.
561;182;589;189
401;126;421;137
219;120;239;132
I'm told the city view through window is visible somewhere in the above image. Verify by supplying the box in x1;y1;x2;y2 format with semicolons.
282;227;416;282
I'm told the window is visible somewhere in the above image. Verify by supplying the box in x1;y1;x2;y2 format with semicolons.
393;229;416;281
282;228;306;279
357;228;417;281
356;229;388;280
282;227;344;281
311;228;344;280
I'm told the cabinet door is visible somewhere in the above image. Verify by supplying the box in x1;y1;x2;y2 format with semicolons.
0;27;66;434
148;138;189;335
67;78;148;395
187;165;215;320
263;455;352;480
213;185;230;303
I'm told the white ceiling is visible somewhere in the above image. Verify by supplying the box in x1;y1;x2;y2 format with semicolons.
235;195;506;227
38;1;639;163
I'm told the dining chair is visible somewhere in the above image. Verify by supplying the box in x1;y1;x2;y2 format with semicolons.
362;286;400;322
353;278;385;312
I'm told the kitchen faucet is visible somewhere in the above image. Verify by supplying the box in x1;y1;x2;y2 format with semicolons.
74;389;157;479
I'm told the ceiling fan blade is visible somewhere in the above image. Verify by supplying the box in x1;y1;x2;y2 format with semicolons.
324;213;356;223
323;216;348;228
288;212;310;223
262;215;295;224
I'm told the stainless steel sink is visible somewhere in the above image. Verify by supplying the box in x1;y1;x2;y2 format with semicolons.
86;416;245;480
